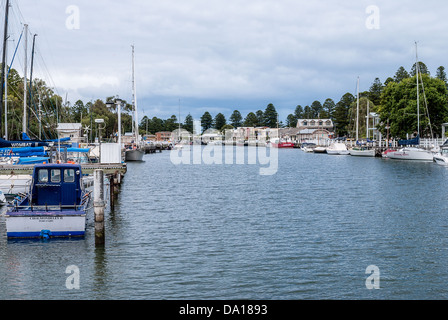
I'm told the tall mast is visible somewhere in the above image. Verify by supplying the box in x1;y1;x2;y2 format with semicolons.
0;0;10;135
415;42;420;137
131;45;139;143
28;34;36;129
356;76;360;142
23;24;28;135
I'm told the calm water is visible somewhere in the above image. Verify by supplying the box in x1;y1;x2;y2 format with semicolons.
1;147;448;300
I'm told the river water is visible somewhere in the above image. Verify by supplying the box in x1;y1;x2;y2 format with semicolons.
1;146;448;300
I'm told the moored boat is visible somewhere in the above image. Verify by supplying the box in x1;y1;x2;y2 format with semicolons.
125;148;144;161
5;163;92;239
387;146;434;161
349;148;376;157
326;142;348;155
313;146;327;154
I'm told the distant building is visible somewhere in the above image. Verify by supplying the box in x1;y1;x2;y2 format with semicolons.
56;123;84;144
155;131;172;141
296;119;334;131
296;128;333;142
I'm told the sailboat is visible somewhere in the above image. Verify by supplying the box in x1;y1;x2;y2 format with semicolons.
125;45;144;162
387;43;434;161
348;78;375;157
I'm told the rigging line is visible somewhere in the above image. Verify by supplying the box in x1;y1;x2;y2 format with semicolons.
6;26;23;81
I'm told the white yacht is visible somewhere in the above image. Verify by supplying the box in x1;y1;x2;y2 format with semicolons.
387;146;434;161
326;142;349;155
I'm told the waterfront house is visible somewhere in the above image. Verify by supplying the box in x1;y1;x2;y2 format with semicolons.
296;119;334;132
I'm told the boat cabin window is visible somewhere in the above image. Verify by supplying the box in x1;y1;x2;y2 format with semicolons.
38;170;48;183
64;169;75;183
51;169;61;183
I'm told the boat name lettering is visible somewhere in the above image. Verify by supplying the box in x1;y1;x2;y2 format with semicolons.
29;217;62;221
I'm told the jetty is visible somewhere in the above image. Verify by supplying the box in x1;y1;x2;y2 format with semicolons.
0;163;127;176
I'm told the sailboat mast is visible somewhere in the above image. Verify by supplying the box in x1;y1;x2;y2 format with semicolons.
0;0;10;135
23;24;28;135
131;45;139;144
415;42;420;137
356;77;360;142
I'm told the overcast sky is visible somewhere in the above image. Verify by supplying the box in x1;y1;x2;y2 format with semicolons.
4;0;448;123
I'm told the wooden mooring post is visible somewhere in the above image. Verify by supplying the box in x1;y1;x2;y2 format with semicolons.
94;169;106;245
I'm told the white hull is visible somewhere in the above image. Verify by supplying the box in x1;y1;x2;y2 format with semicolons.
6;214;86;238
349;149;376;157
326;143;349;155
434;155;448;166
301;147;314;153
387;148;434;161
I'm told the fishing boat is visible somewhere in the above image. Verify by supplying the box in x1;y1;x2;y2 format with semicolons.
326;142;349;155
271;138;295;148
5;163;92;239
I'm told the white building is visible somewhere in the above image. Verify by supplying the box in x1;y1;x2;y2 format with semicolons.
56;123;84;144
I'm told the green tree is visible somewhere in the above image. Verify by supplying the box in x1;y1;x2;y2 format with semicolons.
368;78;383;106
310;101;323;118
200;112;213;132
244;112;258;127
286;114;297;127
255;110;264;126
294;105;304;119
183;113;194;133
410;61;430;77
164;115;179;132
379;74;448;138
322;98;335;119
333;93;355;137
214;113;227;131
436;66;447;83
263;103;278;128
229;110;243;128
394;66;409;83
303;106;312;119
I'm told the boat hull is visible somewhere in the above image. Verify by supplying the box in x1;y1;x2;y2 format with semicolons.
434;155;448;166
349;149;376;157
387;148;434;161
125;149;144;161
273;143;295;148
6;211;86;239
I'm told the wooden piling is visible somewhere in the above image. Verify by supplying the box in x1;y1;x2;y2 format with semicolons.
94;169;105;245
109;174;115;210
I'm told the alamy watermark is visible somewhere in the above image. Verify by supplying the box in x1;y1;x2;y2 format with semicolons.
365;5;380;30
365;265;380;290
65;265;80;290
66;5;80;30
169;128;279;176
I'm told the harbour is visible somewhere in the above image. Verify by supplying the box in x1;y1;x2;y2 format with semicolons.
2;0;448;306
2;147;448;300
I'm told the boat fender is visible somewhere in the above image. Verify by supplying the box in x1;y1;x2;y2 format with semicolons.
40;230;52;240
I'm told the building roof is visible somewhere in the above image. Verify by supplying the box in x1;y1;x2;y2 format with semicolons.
57;123;82;131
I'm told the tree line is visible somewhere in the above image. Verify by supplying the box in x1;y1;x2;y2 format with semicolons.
2;61;448;141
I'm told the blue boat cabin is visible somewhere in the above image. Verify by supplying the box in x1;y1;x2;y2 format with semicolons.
30;164;84;208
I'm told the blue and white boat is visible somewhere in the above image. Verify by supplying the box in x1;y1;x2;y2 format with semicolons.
5;163;92;239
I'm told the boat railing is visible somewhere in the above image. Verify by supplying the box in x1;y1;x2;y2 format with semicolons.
10;203;88;212
10;190;92;212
